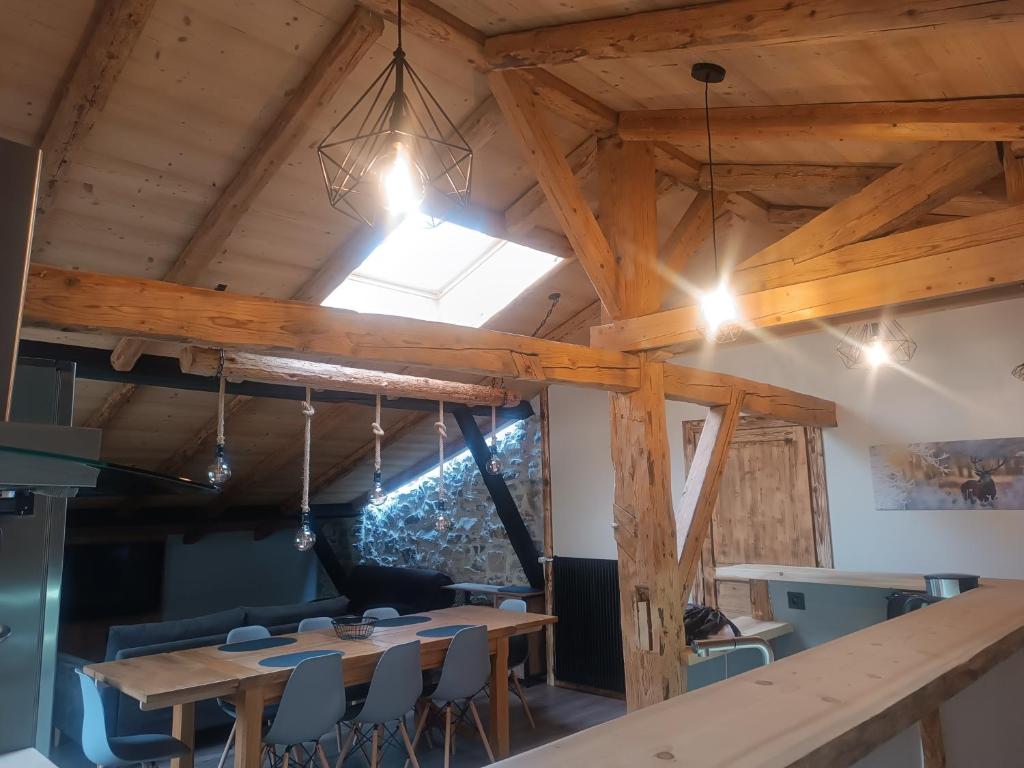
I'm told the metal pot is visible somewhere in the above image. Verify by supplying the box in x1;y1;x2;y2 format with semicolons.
924;573;979;599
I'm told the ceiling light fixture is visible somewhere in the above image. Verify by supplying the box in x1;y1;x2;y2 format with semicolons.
693;62;741;344
836;320;917;369
317;0;472;226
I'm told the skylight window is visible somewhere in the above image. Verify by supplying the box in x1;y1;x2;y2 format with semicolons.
321;213;561;327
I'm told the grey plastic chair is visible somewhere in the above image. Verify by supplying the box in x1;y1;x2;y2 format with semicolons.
363;606;400;621
337;640;423;768
217;625;273;768
409;626;494;765
263;652;347;768
77;670;191;767
498;599;535;728
298;616;334;632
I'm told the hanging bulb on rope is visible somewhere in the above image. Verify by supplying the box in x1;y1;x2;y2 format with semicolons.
485;404;503;476
207;353;232;485
294;387;317;552
434;400;452;533
369;394;387;506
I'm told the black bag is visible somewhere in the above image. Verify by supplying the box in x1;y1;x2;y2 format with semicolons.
684;603;740;643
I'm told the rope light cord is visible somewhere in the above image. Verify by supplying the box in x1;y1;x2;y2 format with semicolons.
215;350;227;446
372;394;384;470
435;400;447;498
300;387;314;514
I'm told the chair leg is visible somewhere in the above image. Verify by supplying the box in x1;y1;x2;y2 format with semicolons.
283;746;291;768
468;700;495;763
443;705;453;768
370;725;381;768
405;702;431;768
217;721;237;768
510;674;536;729
316;743;332;768
335;724;357;768
399;719;421;768
335;724;343;756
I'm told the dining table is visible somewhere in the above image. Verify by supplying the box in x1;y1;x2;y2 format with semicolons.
83;605;557;768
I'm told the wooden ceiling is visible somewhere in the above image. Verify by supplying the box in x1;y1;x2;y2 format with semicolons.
7;0;1024;506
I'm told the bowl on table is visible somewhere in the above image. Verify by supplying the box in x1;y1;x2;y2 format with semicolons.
332;615;378;640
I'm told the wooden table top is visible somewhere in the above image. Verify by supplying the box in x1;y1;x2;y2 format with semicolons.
85;605;555;712
444;582;545;597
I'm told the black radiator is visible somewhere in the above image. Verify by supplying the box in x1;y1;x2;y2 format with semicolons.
553;556;625;693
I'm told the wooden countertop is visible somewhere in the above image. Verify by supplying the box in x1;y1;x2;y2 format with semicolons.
716;563;926;592
496;579;1024;768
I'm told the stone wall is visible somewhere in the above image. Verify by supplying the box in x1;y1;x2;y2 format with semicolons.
319;415;545;591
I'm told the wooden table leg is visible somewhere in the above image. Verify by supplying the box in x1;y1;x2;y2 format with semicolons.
489;636;510;759
235;685;266;768
171;702;195;768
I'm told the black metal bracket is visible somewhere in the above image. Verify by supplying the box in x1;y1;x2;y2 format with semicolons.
451;406;544;589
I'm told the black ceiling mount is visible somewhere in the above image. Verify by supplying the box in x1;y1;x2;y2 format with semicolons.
691;62;726;84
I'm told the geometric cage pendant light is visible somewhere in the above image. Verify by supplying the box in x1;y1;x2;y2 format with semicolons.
836;319;918;369
317;0;472;226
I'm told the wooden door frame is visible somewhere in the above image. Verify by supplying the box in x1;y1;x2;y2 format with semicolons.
682;416;834;609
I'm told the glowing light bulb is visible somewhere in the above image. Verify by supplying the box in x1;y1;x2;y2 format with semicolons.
369;470;387;507
207;444;231;485
864;339;891;368
486;447;503;476
700;284;742;343
434;497;452;533
294;521;316;552
375;140;426;215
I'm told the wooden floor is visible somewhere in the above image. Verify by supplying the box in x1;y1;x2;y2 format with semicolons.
51;683;624;767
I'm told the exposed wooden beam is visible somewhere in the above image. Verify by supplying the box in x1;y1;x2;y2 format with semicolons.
619;96;1024;144
598;137;660;318
36;0;156;218
515;67;617;133
609;354;687;710
23;266;837;426
484;1;1024;69
738;142;1002;269
291;224;393;305
676;389;744;599
81;382;138;429
489;69;622;317
652;144;701;189
455;95;504;150
702;163;890;199
505;137;597;236
180;347;521;406
358;0;488;72
108;7;384;372
661;192;723;281
590;203;1024;353
1004;142;1024;204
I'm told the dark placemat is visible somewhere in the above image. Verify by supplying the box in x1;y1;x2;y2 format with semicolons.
218;636;296;653
497;585;536;593
417;624;475;638
258;650;342;668
376;615;432;628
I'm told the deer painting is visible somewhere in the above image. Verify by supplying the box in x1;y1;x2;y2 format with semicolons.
961;457;1007;505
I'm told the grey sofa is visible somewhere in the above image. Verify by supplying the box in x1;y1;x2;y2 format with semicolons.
53;595;351;744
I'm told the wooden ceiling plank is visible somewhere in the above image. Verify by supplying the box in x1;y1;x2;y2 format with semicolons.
180;347;521;406
619;97;1024;144
80;382;138;429
157;394;252;476
488;69;621;317
590;202;1024;353
23;266;835;427
358;0;488;72
36;0;156;217
505;136;597;236
483;0;1024;69
108;7;385;372
1003;142;1024;203
737;142;1003;270
676;387;744;599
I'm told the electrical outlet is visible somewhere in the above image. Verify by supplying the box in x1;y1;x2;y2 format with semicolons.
787;591;806;610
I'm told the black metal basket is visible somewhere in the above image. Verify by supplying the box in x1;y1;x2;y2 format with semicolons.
332;615;377;640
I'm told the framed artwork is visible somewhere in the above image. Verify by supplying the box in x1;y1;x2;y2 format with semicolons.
870;437;1024;510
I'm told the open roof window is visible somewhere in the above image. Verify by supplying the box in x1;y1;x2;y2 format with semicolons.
321;213;562;327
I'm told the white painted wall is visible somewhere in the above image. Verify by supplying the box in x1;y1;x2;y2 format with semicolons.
549;296;1024;577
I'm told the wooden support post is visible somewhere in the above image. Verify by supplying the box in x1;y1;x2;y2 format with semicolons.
539;387;556;686
609;355;686;710
676;388;744;599
171;701;195;768
920;709;947;768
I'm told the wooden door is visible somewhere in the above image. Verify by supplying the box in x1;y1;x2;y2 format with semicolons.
683;417;833;616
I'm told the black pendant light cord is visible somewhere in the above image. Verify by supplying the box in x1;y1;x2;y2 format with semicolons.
396;0;404;50
704;81;720;279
